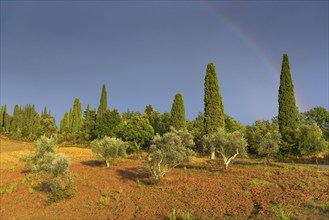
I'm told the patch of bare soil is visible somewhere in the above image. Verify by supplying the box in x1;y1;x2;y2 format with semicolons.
1;138;328;219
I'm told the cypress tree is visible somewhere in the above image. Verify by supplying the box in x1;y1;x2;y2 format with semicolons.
71;98;83;134
11;104;21;132
204;63;225;134
60;112;70;133
278;54;299;153
97;84;108;116
170;93;187;130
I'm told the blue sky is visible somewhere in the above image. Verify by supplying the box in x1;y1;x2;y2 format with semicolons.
1;0;328;125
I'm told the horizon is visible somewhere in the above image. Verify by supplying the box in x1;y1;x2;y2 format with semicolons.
1;1;328;126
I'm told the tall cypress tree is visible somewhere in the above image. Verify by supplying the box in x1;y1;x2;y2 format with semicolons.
97;84;108;116
278;54;299;153
170;93;187;130
71;98;83;134
60;112;70;133
204;63;225;134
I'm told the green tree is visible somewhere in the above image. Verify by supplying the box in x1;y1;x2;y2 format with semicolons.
204;63;225;139
97;84;108;116
95;109;121;138
202;128;247;169
278;54;299;154
116;116;154;153
187;112;205;152
301;106;329;140
90;137;127;167
148;127;195;180
60;112;70;134
20;104;41;140
246;120;280;155
297;123;328;156
257;131;281;165
224;114;245;133
170;93;187;130
144;105;162;135
81;105;97;142
40;107;57;137
71;98;83;134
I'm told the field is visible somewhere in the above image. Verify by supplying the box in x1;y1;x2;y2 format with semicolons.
1;137;329;220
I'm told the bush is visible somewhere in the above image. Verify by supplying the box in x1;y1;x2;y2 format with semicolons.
21;136;74;203
148;127;195;180
90;137;128;167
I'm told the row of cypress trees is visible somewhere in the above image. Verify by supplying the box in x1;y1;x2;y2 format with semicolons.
0;54;307;156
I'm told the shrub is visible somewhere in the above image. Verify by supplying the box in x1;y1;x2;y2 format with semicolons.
90;136;128;167
257;131;281;165
148;127;195;180
21;136;74;203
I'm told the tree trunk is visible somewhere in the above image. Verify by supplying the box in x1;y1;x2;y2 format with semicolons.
210;148;216;160
266;154;270;165
105;160;110;167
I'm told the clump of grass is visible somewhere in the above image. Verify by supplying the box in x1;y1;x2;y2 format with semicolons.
276;205;291;220
0;181;18;195
168;208;198;220
99;189;110;206
251;179;260;186
321;201;329;212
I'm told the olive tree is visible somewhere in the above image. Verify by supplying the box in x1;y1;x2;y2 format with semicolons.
203;128;247;169
257;131;281;165
148;127;195;180
90;137;128;167
21;136;74;203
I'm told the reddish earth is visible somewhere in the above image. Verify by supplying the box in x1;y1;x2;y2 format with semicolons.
1;137;329;219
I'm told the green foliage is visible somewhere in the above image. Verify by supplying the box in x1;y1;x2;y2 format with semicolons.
203;128;247;169
297;123;328;156
115;116;154;153
81;105;97;142
0;181;18;195
71;98;83;134
168;208;177;220
278;54;299;154
224;114;245;133
204;63;225;134
187;113;205;153
321;201;329;212
97;84;108;116
148;127;195;180
276;205;291;220
40;108;57;138
99;189;110;206
95;109;121;138
144;105;163;135
301;106;329;140
21;136;74;203
170;93;187;130
257;131;281;164
246;120;280;155
90;136;128;167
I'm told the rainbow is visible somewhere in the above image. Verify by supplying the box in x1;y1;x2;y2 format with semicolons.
203;2;308;112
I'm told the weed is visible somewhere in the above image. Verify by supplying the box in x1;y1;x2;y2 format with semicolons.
0;181;18;195
118;186;123;194
99;189;110;206
251;179;260;186
321;201;329;212
114;193;120;201
276;205;291;220
181;210;197;220
264;171;271;179
6;182;17;194
168;208;176;220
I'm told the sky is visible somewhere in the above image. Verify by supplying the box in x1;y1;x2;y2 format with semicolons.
1;0;328;125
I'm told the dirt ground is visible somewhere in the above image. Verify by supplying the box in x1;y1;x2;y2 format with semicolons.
1;137;329;220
